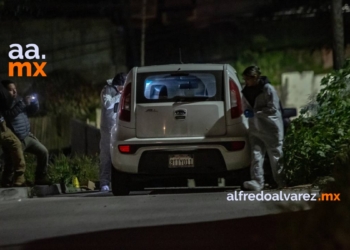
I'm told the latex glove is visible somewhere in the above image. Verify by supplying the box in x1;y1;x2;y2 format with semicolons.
244;109;254;118
103;94;112;103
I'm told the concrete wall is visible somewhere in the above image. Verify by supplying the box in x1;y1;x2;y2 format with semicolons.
280;71;326;116
0;18;127;84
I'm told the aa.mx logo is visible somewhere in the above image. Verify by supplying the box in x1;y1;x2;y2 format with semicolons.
8;43;47;77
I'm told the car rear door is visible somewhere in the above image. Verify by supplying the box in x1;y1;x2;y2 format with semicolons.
135;70;226;138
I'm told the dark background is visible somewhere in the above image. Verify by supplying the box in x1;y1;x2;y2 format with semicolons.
1;0;349;70
0;0;348;124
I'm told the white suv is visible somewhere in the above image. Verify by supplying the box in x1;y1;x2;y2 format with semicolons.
110;64;251;195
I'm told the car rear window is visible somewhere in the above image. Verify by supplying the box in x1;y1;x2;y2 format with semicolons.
136;71;223;103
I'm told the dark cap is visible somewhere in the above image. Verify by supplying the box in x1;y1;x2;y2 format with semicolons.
112;73;126;86
242;66;261;77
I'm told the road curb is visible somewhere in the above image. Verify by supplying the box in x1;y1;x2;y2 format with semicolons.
33;184;62;197
0;187;31;201
0;184;63;201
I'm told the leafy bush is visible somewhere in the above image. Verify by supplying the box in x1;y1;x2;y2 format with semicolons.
48;154;99;186
69;154;100;186
283;60;350;185
23;153;36;183
48;154;73;185
24;153;99;186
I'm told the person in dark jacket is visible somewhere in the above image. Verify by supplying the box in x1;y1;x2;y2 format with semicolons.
1;80;50;186
0;82;27;187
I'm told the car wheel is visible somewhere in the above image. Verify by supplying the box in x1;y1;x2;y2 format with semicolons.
111;165;131;196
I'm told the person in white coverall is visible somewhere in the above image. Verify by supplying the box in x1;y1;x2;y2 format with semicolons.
99;73;126;191
241;66;285;191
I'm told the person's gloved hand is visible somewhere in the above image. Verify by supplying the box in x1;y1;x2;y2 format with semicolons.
244;109;254;118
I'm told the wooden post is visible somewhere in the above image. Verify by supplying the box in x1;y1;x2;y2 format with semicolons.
141;0;147;66
331;0;345;70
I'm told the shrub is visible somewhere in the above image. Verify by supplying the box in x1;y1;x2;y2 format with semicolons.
48;154;99;186
23;153;36;183
24;153;99;186
69;154;100;186
48;154;73;185
283;60;350;185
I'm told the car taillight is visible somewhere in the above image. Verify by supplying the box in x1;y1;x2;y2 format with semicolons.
119;83;131;122
230;141;245;151
118;145;137;154
229;78;243;119
118;145;130;153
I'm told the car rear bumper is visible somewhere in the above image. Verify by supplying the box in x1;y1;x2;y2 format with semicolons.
111;137;251;175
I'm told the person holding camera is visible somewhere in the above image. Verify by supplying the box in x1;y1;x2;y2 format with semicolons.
1;80;50;186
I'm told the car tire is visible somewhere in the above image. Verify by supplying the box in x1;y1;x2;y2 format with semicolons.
111;165;131;196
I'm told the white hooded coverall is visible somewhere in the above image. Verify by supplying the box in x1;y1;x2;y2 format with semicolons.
99;81;121;187
242;79;284;187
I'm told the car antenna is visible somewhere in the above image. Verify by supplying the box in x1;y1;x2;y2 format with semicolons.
179;48;184;64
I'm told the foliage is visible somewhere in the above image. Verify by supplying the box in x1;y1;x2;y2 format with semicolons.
48;153;99;186
47;154;72;185
283;59;350;185
232;48;326;86
31;70;101;121
23;153;36;183
24;153;99;186
69;154;100;186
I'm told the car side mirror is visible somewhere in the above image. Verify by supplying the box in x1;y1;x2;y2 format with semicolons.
113;103;119;113
283;108;297;118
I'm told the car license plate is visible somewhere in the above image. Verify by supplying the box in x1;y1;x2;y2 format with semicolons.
168;154;194;168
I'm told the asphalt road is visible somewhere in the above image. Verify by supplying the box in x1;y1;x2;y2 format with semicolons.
0;187;316;250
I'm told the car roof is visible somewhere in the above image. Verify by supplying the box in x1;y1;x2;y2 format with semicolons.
135;64;236;73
